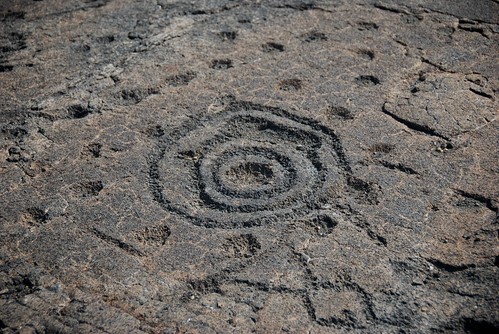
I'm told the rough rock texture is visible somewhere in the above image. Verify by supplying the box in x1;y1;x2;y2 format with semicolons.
0;0;498;333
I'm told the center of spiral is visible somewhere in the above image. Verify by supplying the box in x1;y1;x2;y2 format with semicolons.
225;162;275;187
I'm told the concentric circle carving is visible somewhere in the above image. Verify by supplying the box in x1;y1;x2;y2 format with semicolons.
149;102;349;228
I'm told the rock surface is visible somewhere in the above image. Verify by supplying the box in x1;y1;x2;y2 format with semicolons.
1;0;498;333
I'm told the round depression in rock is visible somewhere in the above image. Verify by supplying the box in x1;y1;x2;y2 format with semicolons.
150;104;347;228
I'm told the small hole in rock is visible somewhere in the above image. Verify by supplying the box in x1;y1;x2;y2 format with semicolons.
355;75;380;86
312;215;338;236
73;181;104;197
25;207;50;225
224;234;261;258
262;42;285;53
191;9;207;15
145;125;165;138
303;31;327;42
369;143;394;154
278;79;302;91
166;72;196;87
328;106;353;119
211;59;233;70
219;31;237;41
67;105;92;119
96;35;115;43
358;49;374;60
358;22;379;31
87;143;102;158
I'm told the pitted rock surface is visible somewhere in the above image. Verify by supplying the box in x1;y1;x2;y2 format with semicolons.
1;0;498;333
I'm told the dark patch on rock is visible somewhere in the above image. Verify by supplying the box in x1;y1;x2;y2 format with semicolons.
211;58;233;69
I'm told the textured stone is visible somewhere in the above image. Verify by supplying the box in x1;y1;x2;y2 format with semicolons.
1;0;497;332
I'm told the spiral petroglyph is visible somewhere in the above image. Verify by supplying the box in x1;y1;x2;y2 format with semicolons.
149;101;351;228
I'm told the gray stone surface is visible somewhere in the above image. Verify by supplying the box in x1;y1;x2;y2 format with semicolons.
1;0;498;332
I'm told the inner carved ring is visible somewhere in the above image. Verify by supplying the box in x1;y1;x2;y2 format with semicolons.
207;148;297;200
